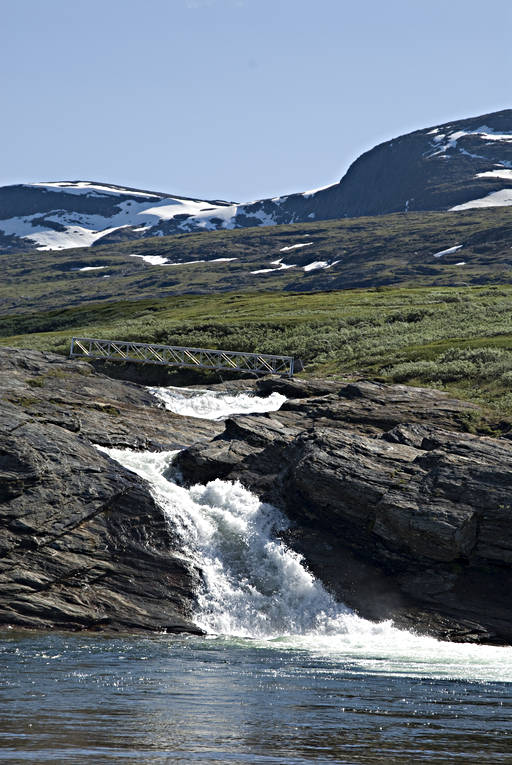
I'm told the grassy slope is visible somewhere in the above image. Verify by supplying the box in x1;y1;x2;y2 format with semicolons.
2;207;512;314
3;284;512;421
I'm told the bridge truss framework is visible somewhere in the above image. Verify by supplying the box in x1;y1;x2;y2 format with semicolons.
69;337;295;377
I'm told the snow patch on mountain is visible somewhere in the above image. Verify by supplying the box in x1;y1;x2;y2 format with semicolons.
74;265;107;271
32;181;162;198
432;244;463;258
476;169;512;181
450;190;512;210
162;259;206;266
427;125;512;159
280;242;313;252
302;183;337;198
0;189;241;250
251;258;297;275
143;199;238;226
0;215;123;250
303;260;340;272
129;254;170;265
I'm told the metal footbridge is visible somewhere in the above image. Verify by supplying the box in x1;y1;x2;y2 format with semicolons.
69;337;295;377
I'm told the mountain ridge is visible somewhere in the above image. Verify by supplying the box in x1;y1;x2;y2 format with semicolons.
0;109;511;254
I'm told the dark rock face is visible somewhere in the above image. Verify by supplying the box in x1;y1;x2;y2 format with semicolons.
0;416;201;633
176;380;512;644
222;109;512;225
0;347;223;633
308;109;512;217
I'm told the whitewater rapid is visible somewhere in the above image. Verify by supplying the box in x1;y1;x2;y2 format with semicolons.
149;384;286;420
101;387;512;682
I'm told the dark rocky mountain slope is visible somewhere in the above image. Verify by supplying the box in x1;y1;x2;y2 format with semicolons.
252;108;512;222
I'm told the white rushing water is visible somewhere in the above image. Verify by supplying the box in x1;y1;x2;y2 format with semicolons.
101;388;512;682
149;385;286;420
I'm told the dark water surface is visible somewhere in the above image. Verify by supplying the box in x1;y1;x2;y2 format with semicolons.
1;632;511;764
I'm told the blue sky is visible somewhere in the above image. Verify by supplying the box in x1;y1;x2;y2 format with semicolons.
1;0;510;201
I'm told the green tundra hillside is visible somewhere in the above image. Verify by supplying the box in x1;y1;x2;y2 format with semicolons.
3;284;512;424
1;207;511;314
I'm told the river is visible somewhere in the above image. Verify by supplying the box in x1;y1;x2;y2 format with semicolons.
2;387;511;763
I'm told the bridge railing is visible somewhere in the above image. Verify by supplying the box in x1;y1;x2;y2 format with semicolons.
69;337;295;377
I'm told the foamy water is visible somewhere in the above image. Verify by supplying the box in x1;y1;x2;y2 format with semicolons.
99;387;512;683
148;385;286;420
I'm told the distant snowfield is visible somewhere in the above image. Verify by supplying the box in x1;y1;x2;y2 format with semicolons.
476;169;512;181
450;190;512;211
0;187;238;250
0;181;298;250
280;242;313;252
142;199;238;226
0;217;123;250
432;244;463;258
32;181;162;198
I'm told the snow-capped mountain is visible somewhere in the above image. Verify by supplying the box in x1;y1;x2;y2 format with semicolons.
0;109;511;253
0;181;243;252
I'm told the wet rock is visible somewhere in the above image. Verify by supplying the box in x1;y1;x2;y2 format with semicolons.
256;377;341;399
0;346;222;450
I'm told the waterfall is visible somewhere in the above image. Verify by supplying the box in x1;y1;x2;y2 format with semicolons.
101;445;352;637
99;388;512;681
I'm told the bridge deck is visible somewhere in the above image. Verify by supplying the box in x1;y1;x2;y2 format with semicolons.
69;337;295;377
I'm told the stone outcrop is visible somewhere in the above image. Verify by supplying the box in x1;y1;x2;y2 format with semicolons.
0;347;222;633
176;380;512;644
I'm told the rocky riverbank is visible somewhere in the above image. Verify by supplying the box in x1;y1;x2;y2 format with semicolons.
0;347;221;633
1;347;512;644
